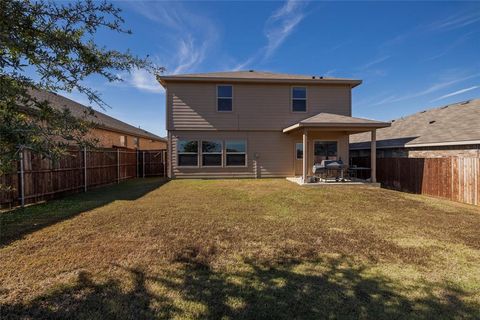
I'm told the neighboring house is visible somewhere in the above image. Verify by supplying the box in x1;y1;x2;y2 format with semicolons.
158;70;389;181
350;99;480;159
31;90;167;150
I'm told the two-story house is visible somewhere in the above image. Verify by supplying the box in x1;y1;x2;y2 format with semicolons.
158;71;389;182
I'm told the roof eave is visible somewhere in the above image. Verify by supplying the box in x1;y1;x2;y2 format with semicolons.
283;122;390;133
158;76;362;87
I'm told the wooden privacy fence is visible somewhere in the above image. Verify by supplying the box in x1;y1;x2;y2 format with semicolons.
351;157;480;206
0;148;167;209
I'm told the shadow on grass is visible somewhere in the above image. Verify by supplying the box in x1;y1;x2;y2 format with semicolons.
2;253;479;319
0;178;167;247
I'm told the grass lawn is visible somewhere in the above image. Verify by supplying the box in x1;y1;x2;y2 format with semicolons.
1;178;480;319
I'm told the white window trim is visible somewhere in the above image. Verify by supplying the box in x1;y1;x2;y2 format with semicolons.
177;140;200;168
291;86;307;113
225;140;247;167
216;84;233;112
201;140;223;167
295;142;303;160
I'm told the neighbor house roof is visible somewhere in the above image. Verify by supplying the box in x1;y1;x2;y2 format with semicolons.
30;90;165;141
283;113;390;133
158;70;362;87
350;99;480;149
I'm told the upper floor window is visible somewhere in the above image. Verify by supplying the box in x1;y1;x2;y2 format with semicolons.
292;87;307;112
133;137;139;148
217;85;233;112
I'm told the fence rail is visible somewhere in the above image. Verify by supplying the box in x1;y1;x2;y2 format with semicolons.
0;148;167;209
351;157;480;206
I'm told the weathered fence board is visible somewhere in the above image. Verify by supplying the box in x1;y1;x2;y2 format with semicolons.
352;157;480;206
0;148;167;209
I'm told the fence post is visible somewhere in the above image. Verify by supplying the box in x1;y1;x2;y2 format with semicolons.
19;147;25;208
117;149;120;184
143;151;145;178
163;150;166;177
84;146;87;192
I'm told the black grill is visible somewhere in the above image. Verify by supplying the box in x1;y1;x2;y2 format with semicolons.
312;160;345;181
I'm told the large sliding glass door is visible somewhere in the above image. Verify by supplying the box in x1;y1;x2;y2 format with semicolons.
314;141;338;163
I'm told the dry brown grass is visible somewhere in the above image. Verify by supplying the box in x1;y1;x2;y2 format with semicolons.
1;178;480;319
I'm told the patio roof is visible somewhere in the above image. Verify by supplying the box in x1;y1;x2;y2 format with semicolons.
283;113;390;133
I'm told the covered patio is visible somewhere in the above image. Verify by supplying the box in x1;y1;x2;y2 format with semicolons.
283;113;391;185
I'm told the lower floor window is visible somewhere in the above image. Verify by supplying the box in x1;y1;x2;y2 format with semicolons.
295;142;303;159
226;140;246;166
178;140;198;166
202;140;222;166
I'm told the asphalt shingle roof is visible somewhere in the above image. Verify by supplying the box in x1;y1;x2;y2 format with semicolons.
30;90;165;141
158;70;362;87
350;99;480;149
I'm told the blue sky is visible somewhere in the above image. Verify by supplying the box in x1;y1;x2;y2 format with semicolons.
62;1;480;137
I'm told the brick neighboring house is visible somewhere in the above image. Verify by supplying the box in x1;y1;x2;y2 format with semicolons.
31;90;166;150
350;99;480;159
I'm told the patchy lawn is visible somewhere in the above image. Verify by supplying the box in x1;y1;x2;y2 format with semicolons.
1;178;480;319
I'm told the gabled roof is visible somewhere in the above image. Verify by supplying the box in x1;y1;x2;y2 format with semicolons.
350;99;480;149
30;90;165;141
158;70;362;87
283;113;390;133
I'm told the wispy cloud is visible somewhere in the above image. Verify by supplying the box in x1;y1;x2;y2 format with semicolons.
130;1;218;76
264;0;307;58
373;71;480;105
423;31;474;62
430;85;480;102
429;11;480;31
128;68;163;93
358;55;390;70
233;0;308;70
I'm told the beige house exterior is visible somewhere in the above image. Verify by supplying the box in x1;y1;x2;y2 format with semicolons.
158;71;389;181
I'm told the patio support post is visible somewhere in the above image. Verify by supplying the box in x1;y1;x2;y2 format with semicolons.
302;129;308;183
371;129;377;183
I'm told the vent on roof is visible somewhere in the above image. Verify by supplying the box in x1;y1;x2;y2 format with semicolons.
429;120;436;124
391;119;395;123
312;76;315;79
249;70;254;72
420;110;426;113
441;105;449;109
319;76;324;79
461;100;471;105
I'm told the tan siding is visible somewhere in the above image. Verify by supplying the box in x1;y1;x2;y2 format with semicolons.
168;82;352;131
170;130;349;178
